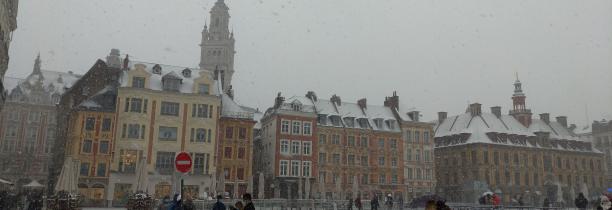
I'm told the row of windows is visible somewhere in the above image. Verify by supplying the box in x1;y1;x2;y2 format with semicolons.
445;151;603;172
1;138;54;154
405;149;432;162
153;151;211;175
223;147;248;160
81;140;110;154
5;111;56;123
404;130;431;144
595;136;612;148
442;170;604;188
84;117;112;132
280;140;312;156
4;125;40;138
224;126;249;140
223;167;248;181
80;161;107;177
318;152;400;167
318;134;399;149
124;98;214;119
280;120;312;136
279;160;312;177
406;168;433;180
131;76;211;95
318;171;399;185
121;124;213;143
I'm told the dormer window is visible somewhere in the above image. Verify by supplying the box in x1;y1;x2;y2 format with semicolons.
330;116;341;127
317;114;327;125
374;119;383;129
152;64;162;74
344;117;355;127
357;118;369;129
386;120;396;130
182;68;192;78
132;77;145;88
198;84;209;95
290;102;302;111
162;71;182;92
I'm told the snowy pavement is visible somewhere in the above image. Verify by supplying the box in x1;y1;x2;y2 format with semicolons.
81;208;127;210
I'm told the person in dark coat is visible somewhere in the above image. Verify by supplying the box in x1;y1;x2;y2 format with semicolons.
213;195;226;210
575;193;589;210
243;193;255;210
385;194;393;210
347;196;353;210
355;196;362;210
371;195;380;210
543;198;551;208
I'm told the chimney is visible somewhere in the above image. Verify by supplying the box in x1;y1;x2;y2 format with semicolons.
438;112;447;122
122;54;130;70
408;111;420;122
106;49;122;68
357;98;367;109
383;91;399;110
491;106;502;118
330;94;341;106
305;91;317;102
469;103;482;116
273;92;285;109
556;116;568;127
540;113;550;124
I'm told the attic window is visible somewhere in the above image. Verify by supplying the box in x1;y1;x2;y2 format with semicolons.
386;120;396;130
330;116;341;127
162;78;181;92
374;119;383;129
290;103;302;111
317;114;327;125
358;118;369;129
344;117;355;127
182;68;192;78
198;84;209;95
152;64;162;74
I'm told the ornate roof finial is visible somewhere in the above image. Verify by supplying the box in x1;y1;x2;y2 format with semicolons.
33;53;42;74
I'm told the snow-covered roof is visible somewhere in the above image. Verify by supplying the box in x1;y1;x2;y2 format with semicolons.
434;106;599;153
5;69;81;105
76;85;117;112
221;94;254;119
119;61;220;95
310;96;399;132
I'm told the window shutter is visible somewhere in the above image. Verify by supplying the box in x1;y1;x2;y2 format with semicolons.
141;125;146;139
143;99;148;113
208;105;213;118
121;124;126;138
190;128;194;142
205;153;210;174
208;129;212;143
124;98;130;112
192;104;196;117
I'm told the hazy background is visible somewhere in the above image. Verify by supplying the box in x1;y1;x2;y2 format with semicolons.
7;0;612;126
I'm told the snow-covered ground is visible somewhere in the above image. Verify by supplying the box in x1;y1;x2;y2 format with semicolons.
82;208;127;210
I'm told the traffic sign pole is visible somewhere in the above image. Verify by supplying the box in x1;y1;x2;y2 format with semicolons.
175;151;192;205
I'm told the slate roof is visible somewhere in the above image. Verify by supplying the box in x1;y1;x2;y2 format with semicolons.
119;61;220;95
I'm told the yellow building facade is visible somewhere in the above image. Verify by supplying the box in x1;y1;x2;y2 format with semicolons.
108;62;220;205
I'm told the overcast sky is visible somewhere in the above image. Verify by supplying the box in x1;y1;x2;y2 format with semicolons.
8;0;612;126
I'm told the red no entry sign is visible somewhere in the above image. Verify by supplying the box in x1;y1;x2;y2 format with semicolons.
175;152;192;173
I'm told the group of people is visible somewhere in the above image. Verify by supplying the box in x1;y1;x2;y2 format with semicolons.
478;193;501;206
346;194;402;210
575;192;612;210
212;193;255;210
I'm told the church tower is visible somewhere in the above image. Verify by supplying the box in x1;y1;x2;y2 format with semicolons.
509;74;533;127
200;0;235;91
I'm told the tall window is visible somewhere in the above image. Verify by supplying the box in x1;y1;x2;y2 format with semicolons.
291;141;300;155
155;152;175;175
191;128;207;142
97;163;107;177
360;136;368;147
390;139;397;149
80;162;90;176
361;156;368;166
319;153;327;164
302;141;311;156
291;160;300;176
99;141;109;154
319;134;327;144
332;134;340;145
129;98;143;113
379;156;385;166
292;121;301;134
391;157;397;167
82;140;93;153
415;149;421;161
332;154;341;164
302;161;311;177
348;136;355;147
237;168;245;180
161;102;180;116
162;78;181;91
193;153;206;175
424;150;430;162
127;124;143;139
423;131;430;144
378;138;385;148
225;127;234;139
279;160;288;176
405;130;411;143
5;125;17;137
159;126;178;141
303;122;312;135
27;126;38;138
132;77;145;88
280;140;289;154
414;131;420;143
198;84;209;95
238;148;246;159
224;147;232;159
85;117;96;131
238;127;247;139
28;112;40;122
379;174;386;184
281;120;290;134
493;151;499;164
417;168;423;179
348;154;355;165
102;118;112;131
192;104;209;118
407;168;413;180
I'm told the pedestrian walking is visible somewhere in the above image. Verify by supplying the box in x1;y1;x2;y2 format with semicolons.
355;196;362;210
213;195;226;210
397;197;403;210
347;196;353;210
385;194;393;210
575;193;589;210
243;193;255;210
371;195;380;210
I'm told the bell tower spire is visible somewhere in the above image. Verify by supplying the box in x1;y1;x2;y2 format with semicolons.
200;0;235;92
510;74;532;127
